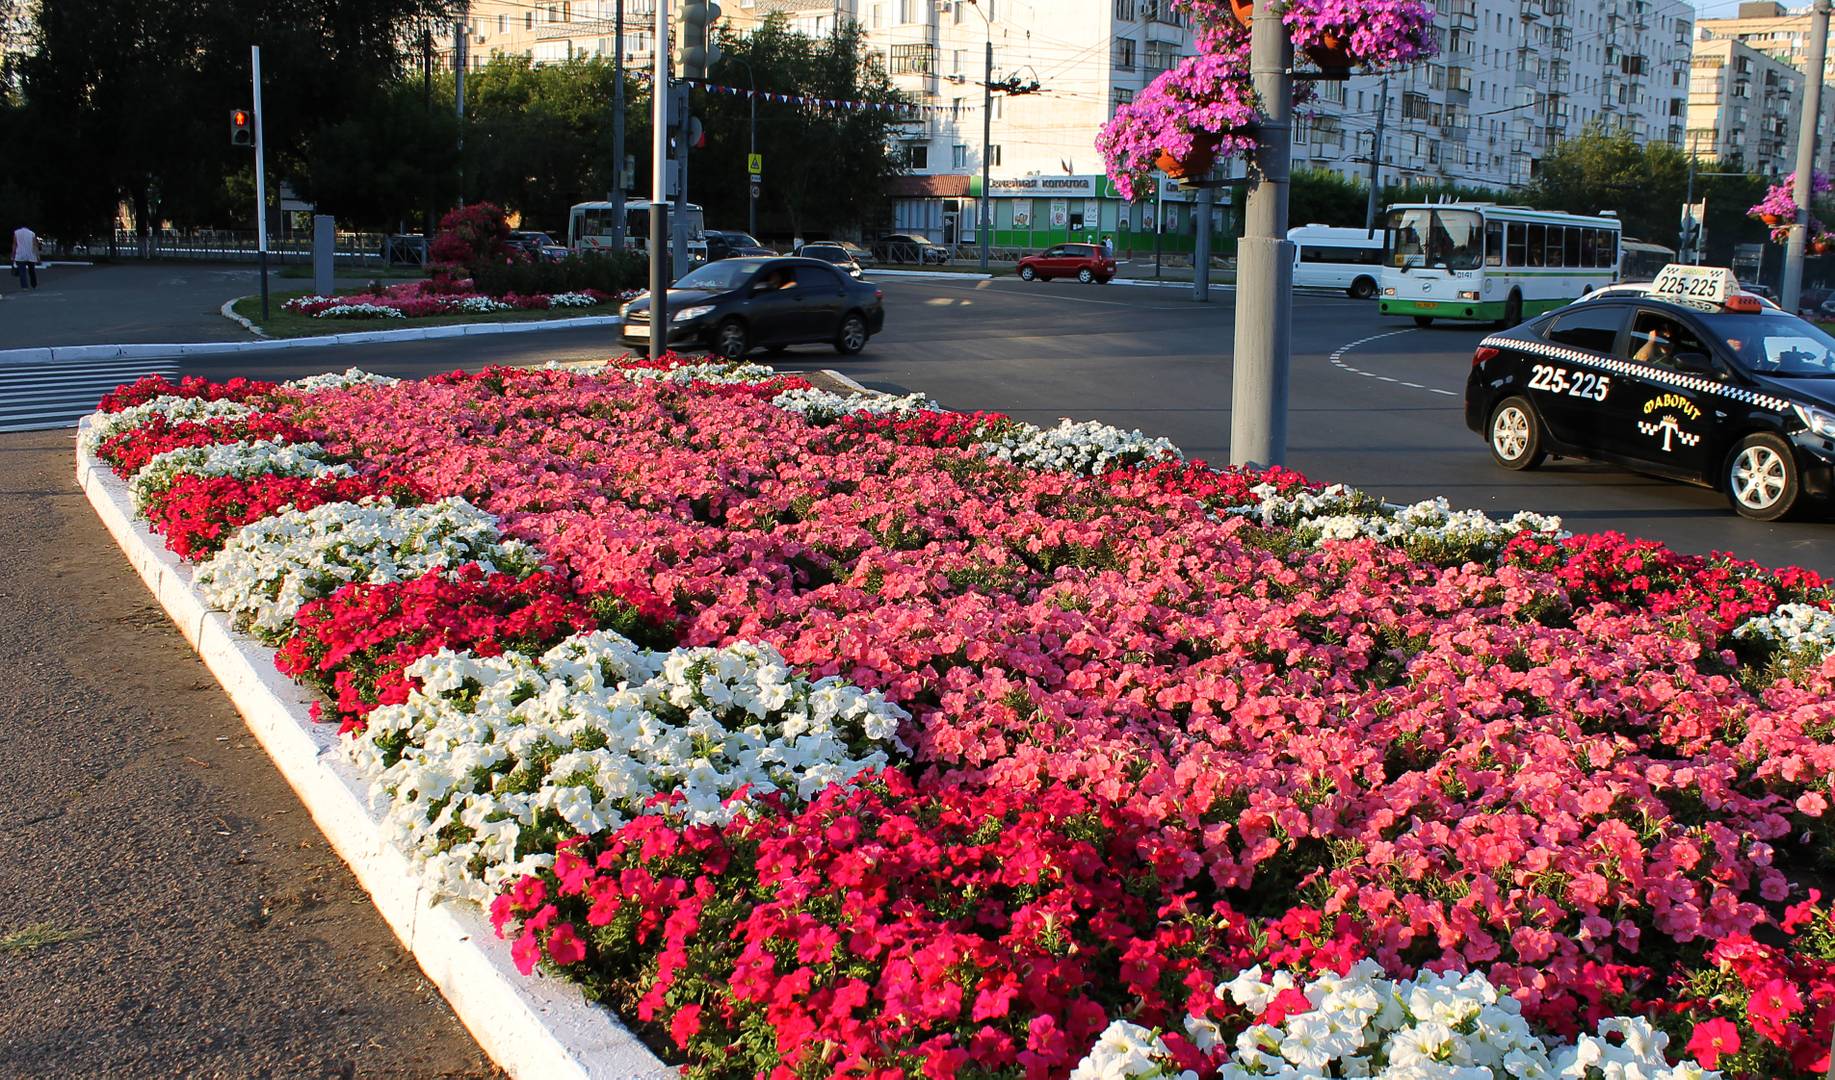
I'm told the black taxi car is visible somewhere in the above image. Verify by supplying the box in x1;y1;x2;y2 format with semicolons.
1465;266;1835;520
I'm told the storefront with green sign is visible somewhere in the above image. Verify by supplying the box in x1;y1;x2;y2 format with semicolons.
965;174;1239;257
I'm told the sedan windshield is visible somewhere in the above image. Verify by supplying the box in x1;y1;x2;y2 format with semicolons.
1708;312;1835;377
674;261;758;291
1386;209;1483;271
803;246;847;261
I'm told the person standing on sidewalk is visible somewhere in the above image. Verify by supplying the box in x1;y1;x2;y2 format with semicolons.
13;223;41;289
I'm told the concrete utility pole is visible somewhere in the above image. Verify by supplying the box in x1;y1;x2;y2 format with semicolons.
1364;75;1387;234
1228;0;1295;468
1193;182;1214;302
649;0;671;361
455;6;468;205
611;0;625;251
1782;0;1831;312
251;45;270;323
673;81;690;278
981;38;993;269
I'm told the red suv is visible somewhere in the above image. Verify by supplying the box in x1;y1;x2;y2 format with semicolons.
1017;243;1116;284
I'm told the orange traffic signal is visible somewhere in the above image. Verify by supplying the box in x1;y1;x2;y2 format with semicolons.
230;108;254;147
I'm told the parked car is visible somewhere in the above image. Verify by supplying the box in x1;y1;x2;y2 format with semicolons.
837;241;874;267
796;242;866;279
619;256;885;359
1016;242;1117;284
873;232;950;265
507;230;569;262
705;229;776;260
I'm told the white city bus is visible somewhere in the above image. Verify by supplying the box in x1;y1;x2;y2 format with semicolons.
568;200;708;261
1288;224;1386;298
1378;203;1621;327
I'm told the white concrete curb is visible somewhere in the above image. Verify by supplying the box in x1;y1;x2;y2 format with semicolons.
75;423;673;1080
219;297;269;338
2;313;624;366
819;368;874;394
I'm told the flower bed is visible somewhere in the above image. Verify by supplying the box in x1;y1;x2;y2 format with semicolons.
83;359;1835;1078
279;280;631;320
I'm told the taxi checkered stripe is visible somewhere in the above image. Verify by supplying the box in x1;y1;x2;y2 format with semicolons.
1478;334;1794;413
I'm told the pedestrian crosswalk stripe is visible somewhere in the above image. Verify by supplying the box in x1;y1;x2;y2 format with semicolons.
0;359;180;433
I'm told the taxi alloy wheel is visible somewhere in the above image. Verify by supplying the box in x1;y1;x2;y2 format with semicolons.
1489;396;1546;471
1727;432;1800;521
1020;265;1038;281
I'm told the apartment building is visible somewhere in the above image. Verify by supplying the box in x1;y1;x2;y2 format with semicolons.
1685;37;1835;178
437;1;765;70
1292;0;1692;191
1699;2;1835;81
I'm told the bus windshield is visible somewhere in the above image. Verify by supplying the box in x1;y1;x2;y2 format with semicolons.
1386;208;1483;270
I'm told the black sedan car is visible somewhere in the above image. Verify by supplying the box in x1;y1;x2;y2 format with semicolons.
705;230;775;260
873;232;950;265
619;257;885;359
795;242;865;279
1466;282;1835;520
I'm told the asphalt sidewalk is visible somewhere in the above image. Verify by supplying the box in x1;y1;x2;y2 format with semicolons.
0;429;497;1077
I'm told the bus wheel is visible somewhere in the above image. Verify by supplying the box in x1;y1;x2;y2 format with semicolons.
1349;276;1376;299
1499;292;1522;329
1413;315;1435;328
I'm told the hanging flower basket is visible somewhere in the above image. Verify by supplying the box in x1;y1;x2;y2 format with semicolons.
1761;213;1786;226
1305;31;1355;73
1155;137;1221;180
1811;237;1832;256
1229;0;1254;27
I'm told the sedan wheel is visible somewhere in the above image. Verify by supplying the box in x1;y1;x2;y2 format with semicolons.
1489;396;1546;471
835;313;869;355
1077;268;1094;284
715;319;749;361
1727;433;1800;520
1020;265;1037;281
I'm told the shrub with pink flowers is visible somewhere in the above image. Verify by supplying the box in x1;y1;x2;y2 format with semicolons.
84;361;1835;1078
280;280;628;321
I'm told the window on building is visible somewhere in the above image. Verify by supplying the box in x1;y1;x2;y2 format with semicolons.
890;43;937;75
498;13;507;33
526;11;534;29
990;145;1002;166
1144;40;1179;76
1115;0;1136;17
1110;86;1135;116
953;144;968;169
1115;37;1136;70
907;143;929;169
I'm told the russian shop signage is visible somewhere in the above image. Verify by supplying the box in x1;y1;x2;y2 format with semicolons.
971;175;1103;197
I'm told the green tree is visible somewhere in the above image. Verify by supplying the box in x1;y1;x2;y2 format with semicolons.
1527;124;1689;243
299;79;460;229
15;0;456;239
699;15;909;238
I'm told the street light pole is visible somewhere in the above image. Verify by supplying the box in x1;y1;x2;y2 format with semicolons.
728;54;758;239
649;0;671;361
251;45;270;323
981;37;993;270
611;0;625;252
1782;0;1831;312
1364;75;1387;234
1228;0;1295;468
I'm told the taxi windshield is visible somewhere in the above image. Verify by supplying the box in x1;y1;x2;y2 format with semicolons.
1385;208;1483;270
1707;313;1835;377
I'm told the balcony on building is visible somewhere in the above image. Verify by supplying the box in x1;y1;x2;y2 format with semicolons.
1446;65;1472;102
1520;0;1542;21
1449;0;1478;31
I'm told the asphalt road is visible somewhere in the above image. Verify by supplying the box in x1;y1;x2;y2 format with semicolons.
162;275;1835;575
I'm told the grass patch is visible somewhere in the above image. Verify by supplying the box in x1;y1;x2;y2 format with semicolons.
0;922;92;954
231;290;620;339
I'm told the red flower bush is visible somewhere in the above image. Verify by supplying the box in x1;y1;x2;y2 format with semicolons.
274;564;671;734
429;201;511;287
98;374;277;413
95;412;310;477
491;772;1363;1080
139;471;422;560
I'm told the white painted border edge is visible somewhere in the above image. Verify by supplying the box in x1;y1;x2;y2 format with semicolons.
75;420;675;1080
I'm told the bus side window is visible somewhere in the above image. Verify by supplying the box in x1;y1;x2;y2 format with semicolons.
1506;223;1527;267
1598;233;1617;268
1546;225;1565;268
1526;224;1546;266
1564;227;1582;267
1580;229;1597;268
1485;221;1503;267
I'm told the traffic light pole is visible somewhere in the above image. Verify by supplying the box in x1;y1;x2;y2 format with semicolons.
1228;0;1295;468
673;81;689;279
648;0;670;361
1364;76;1387;234
980;38;992;271
1782;0;1831;312
251;45;270;323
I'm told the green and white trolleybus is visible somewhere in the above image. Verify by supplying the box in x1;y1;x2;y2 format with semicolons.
1378;203;1622;327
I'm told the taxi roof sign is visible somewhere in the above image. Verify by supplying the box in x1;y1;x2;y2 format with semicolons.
1649;264;1738;306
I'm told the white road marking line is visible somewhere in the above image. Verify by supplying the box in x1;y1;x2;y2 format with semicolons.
1325;327;1461;398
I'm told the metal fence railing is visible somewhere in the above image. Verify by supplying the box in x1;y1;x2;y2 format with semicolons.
53;230;404;268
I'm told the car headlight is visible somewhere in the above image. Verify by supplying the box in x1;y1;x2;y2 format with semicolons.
1793;402;1835;439
673;304;715;323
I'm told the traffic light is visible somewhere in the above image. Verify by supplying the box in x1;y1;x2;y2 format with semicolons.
230;108;254;147
683;0;721;81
